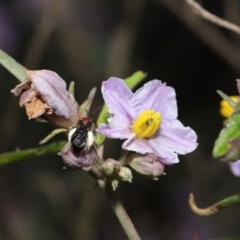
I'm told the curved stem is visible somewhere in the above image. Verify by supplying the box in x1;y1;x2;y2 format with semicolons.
103;183;141;240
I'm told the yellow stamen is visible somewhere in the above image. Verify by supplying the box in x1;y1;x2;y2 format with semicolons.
220;96;239;118
132;110;161;138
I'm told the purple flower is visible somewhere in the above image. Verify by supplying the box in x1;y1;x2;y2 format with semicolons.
11;70;79;128
229;160;240;177
97;78;197;165
61;142;97;170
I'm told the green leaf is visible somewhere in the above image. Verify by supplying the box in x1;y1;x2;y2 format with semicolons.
39;128;68;145
217;193;240;210
96;105;108;146
124;71;147;89
68;81;75;95
79;87;97;117
0;141;66;166
213;113;240;161
0;49;28;82
96;71;147;146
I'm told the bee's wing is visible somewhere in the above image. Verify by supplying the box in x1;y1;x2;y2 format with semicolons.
79;87;97;118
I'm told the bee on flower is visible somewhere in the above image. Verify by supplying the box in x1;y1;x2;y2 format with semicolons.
11;70;97;170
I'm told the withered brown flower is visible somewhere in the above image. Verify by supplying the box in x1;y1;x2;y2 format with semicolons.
11;70;79;128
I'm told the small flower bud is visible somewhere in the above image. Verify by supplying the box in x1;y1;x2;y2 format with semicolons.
101;160;132;190
101;159;121;176
127;153;165;180
118;166;132;182
111;179;119;191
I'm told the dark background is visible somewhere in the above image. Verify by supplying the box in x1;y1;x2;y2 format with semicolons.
0;0;240;239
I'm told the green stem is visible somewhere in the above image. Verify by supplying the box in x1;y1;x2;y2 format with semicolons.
0;49;28;82
0;141;66;166
104;183;141;240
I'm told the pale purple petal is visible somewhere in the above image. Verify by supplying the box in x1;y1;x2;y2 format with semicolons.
97;123;132;139
122;135;155;155
148;138;179;164
131;80;177;120
123;132;179;165
156;119;198;154
26;70;79;126
229;160;240;177
102;77;134;125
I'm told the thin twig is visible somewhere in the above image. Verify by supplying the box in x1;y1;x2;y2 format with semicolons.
185;0;240;35
160;0;240;72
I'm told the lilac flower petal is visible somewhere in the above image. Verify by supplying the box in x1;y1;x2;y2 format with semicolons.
229;160;240;177
131;80;177;120
122;135;154;155
26;70;79;126
102;77;134;125
97;123;132;139
156;119;198;155
123;134;179;165
148;138;179;164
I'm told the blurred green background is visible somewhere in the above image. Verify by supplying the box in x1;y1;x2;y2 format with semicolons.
0;0;240;239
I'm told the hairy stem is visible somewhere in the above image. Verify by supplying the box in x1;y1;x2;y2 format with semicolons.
0;141;66;166
104;183;141;240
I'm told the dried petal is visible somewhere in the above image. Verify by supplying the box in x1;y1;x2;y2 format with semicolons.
11;78;32;96
25;96;53;119
18;89;53;119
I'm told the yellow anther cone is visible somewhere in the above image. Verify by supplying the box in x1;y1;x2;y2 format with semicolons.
133;110;161;138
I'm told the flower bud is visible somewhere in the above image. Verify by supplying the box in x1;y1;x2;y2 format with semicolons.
109;167;132;191
118;166;132;182
101;159;121;176
101;160;132;190
127;153;165;180
61;142;97;171
111;179;119;191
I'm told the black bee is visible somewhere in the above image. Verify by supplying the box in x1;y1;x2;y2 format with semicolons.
68;117;96;154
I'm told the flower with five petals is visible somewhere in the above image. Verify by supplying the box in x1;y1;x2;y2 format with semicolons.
97;78;197;165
